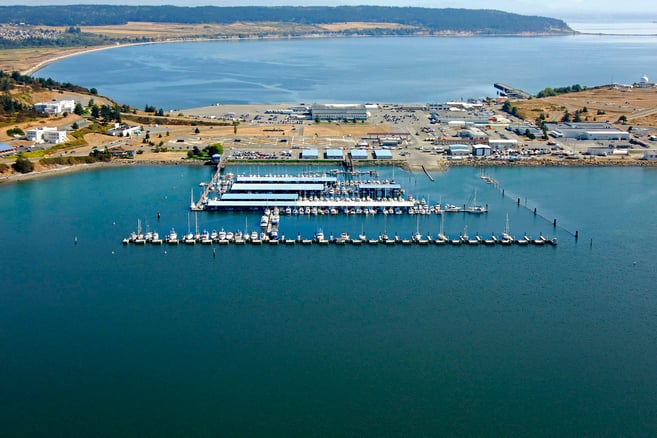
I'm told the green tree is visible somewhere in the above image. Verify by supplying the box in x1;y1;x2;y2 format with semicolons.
6;127;24;137
73;102;84;115
207;143;223;156
194;127;200;134
71;122;79;129
13;157;34;173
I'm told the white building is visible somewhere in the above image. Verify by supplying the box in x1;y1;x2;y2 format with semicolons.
107;123;140;137
43;130;68;144
642;151;657;160
34;99;76;115
26;127;67;144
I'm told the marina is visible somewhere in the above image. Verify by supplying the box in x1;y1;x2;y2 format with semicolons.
192;165;488;216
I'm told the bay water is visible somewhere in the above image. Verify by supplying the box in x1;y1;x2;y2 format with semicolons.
36;35;657;109
1;165;656;435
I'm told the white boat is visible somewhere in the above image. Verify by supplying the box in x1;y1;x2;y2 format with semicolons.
444;203;462;213
271;213;280;225
218;228;227;240
167;228;179;244
337;231;350;243
250;230;259;241
260;215;269;227
437;215;447;243
315;228;325;242
285;207;292;215
502;214;514;244
466;190;488;214
234;230;243;240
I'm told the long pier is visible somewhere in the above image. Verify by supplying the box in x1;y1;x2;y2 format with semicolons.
123;231;556;247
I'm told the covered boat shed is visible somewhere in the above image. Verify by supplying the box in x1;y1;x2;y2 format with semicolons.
230;183;324;193
373;149;393;159
350;149;369;160
449;144;471;156
325;149;344;159
472;145;492;157
301;149;319;159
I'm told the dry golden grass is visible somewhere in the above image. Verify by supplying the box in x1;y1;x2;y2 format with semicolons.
513;86;657;126
319;22;409;31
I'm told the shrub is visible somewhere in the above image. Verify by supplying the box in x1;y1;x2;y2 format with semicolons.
13;157;34;173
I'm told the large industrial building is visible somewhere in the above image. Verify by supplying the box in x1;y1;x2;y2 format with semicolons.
545;122;630;141
310;104;368;122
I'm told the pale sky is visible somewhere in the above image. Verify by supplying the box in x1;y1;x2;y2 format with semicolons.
0;1;653;21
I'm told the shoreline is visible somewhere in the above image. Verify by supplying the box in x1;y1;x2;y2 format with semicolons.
3;157;656;186
21;41;162;76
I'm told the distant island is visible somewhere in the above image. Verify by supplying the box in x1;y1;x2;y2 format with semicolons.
0;5;574;50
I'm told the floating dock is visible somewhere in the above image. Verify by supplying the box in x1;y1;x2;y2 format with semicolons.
192;168;487;215
122;230;556;247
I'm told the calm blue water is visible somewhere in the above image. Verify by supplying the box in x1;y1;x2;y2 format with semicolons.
1;165;656;435
36;35;657;109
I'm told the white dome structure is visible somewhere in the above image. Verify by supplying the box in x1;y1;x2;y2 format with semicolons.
641;75;649;84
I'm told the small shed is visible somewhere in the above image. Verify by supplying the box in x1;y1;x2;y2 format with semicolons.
373;149;393;159
325;149;343;159
301;149;319;159
350;149;369;160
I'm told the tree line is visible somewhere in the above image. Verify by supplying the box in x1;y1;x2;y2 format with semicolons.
0;6;572;35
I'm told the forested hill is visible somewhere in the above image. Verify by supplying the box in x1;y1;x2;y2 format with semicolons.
0;5;572;35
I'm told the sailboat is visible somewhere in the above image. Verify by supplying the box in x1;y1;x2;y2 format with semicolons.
466;189;488;214
501;213;514;244
358;223;367;243
184;212;195;244
437;214;447;244
413;214;422;242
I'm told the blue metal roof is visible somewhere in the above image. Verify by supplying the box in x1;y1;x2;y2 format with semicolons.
236;175;337;183
230;183;325;191
221;193;299;201
373;149;393;159
358;183;402;190
0;143;14;152
301;149;319;158
325;149;343;158
350;149;369;159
